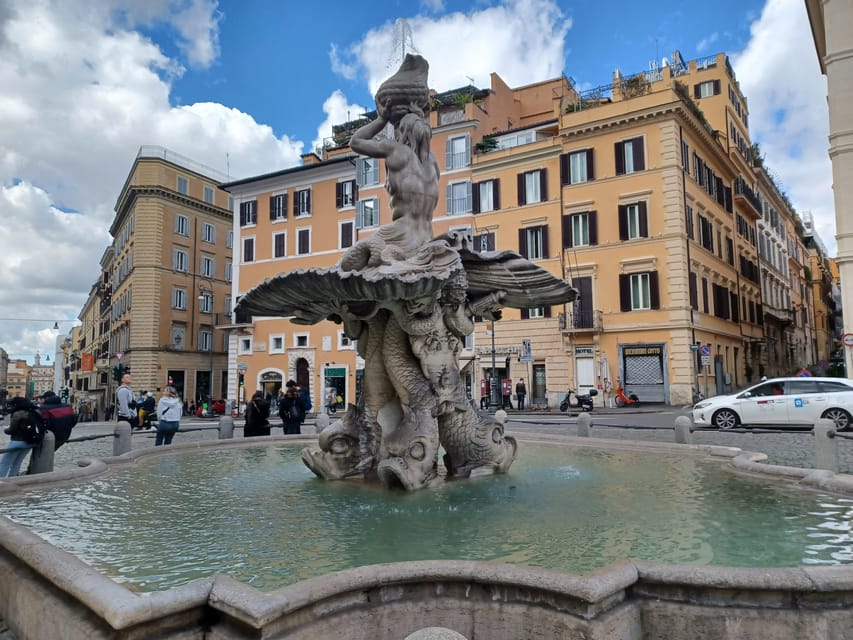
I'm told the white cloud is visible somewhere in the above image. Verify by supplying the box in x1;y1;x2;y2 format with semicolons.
0;0;301;361
312;91;369;155
696;32;719;53
731;0;835;254
332;0;571;95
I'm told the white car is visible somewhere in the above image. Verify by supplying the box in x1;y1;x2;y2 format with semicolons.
692;377;853;431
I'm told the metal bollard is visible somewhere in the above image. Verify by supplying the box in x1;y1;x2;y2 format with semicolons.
29;431;55;475
114;421;132;456
674;415;693;444
218;415;234;439
814;418;838;473
576;412;591;437
315;413;330;435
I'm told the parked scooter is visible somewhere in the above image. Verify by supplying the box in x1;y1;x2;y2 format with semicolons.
559;388;598;412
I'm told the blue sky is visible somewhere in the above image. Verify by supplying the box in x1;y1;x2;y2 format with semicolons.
0;0;833;361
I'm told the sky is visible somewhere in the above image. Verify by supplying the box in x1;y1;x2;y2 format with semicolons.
0;0;832;365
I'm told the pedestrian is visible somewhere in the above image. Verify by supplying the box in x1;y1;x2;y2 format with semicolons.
188;401;196;416
299;383;313;417
243;390;271;437
515;378;527;411
141;392;156;429
116;372;139;429
0;397;35;477
105;403;114;422
39;390;77;450
279;380;305;435
155;386;182;446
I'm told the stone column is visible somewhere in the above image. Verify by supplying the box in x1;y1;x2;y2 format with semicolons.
113;421;132;456
813;418;838;473
29;431;55;474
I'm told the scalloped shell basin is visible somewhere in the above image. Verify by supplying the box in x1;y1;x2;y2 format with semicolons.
1;443;852;593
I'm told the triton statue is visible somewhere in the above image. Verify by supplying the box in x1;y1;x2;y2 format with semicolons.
236;54;577;490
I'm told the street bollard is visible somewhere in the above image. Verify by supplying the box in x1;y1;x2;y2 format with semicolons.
813;418;838;473
29;431;55;475
576;412;591;437
494;409;508;427
219;415;234;439
315;413;330;434
674;416;693;445
113;421;132;456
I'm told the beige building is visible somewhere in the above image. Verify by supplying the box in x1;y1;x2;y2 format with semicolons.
0;347;8;398
6;359;29;399
806;0;851;376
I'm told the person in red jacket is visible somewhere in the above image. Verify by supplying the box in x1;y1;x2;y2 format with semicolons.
39;391;77;450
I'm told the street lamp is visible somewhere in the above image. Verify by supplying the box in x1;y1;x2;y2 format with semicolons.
198;280;214;412
490;319;498;409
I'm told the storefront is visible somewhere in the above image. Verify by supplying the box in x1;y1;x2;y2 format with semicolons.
619;343;667;403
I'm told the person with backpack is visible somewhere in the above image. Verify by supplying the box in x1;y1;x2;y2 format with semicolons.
0;397;39;477
279;380;305;435
116;372;139;429
243;390;271;437
40;390;77;450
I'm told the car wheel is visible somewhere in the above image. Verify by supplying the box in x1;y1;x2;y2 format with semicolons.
712;409;739;430
822;408;852;431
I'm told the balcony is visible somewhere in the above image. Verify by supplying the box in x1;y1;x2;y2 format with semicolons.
764;306;793;325
214;310;252;328
559;309;602;333
734;177;762;217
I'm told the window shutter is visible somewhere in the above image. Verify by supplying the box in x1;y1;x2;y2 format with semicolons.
239;210;246;226
713;79;721;95
615;142;625;175
336;183;343;209
299;231;309;254
724;185;732;213
730;292;739;322
269;196;276;220
341;222;353;248
649;271;660;309
472;181;481;213
518;228;528;257
618;205;628;241
562;215;573;248
493;179;501;210
693;83;701;99
544;306;552;318
539;169;548;201
355;201;363;229
638;201;648;237
541;226;549;258
464;135;471;166
465;181;472;212
282;193;288;218
517;173;526;206
586;149;595;180
689;272;698;309
446;183;453;215
521;308;530;320
589;211;598;245
560;153;569;185
293;190;298;216
633;138;645;171
445;138;452;169
306;190;311;214
619;274;630;312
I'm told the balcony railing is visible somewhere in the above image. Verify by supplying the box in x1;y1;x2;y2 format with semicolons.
214;310;252;327
764;306;793;325
734;176;762;216
560;309;602;333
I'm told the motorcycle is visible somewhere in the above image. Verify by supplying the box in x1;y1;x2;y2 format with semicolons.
559;388;598;412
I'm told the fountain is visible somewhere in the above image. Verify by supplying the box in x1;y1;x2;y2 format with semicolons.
235;54;577;490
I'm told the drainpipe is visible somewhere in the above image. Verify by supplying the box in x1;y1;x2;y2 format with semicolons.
680;126;700;399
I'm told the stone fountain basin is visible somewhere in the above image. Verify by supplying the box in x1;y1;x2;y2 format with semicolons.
1;433;853;639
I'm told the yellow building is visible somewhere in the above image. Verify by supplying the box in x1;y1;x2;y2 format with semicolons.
227;52;820;409
6;359;29;399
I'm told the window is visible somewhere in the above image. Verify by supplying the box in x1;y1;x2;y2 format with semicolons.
474;231;495;252
239;200;257;226
172;249;189;272
225;261;232;282
518;225;547;260
338;331;354;349
294;189;311;216
238;337;252;355
340;221;354;249
297;228;311;255
561;150;594;185
619;272;660;311
295;334;309;347
446;181;472;215
177;176;188;195
199;330;213;352
200;255;215;278
615;137;645;175
224;295;232;314
273;231;286;258
336;180;356;208
689;272;698;310
521;306;551;320
174;214;190;236
226;230;233;249
562;211;598;248
198;291;213;314
170;326;185;349
473;179;499;213
202;222;216;244
694;80;721;99
203;186;214;204
518;169;546;205
172;288;187;310
270;193;288;221
356;198;379;228
686;204;695;240
356;158;379;186
270;334;284;354
446;134;471;170
242;237;255;263
618;202;648;240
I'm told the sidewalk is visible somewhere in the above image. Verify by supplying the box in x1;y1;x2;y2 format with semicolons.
478;403;673;417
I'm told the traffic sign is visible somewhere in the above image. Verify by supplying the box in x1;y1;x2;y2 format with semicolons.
689;344;699;351
115;351;124;361
699;345;711;357
701;355;711;366
843;333;853;348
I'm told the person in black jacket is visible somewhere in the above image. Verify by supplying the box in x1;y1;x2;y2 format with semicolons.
243;391;270;437
39;391;77;450
0;397;35;477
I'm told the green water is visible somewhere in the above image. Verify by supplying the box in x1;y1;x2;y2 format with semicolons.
1;444;851;592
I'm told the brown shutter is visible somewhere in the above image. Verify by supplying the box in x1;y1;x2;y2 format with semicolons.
562;215;573;248
472;181;481;213
638;201;648;237
694;83;701;99
618;204;628;240
619;274;630;311
269;196;276;220
541;226;549;258
689;272;698;309
306;190;311;214
649;271;660;309
239;208;246;226
539;169;548;201
518;228;527;257
544;306;552;318
615;142;625;175
493;179;500;210
335;183;343;209
293;190;298;216
713;79;721;95
589;211;598;245
560;153;569;185
517;173;526;206
586;149;595;180
633;138;645;171
521;308;529;320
